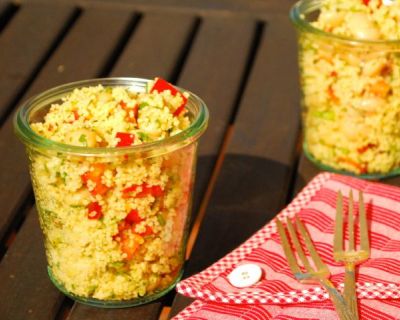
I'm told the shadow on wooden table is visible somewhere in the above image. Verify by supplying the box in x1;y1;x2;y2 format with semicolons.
187;153;305;277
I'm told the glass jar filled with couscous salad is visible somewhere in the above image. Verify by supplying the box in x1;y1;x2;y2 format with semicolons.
14;77;208;307
291;0;400;178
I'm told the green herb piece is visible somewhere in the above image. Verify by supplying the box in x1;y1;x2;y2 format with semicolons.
157;214;166;226
88;285;98;295
139;102;149;109
79;134;87;145
137;132;150;142
313;110;335;121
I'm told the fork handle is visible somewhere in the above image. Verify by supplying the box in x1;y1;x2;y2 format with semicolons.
344;263;359;320
320;278;357;320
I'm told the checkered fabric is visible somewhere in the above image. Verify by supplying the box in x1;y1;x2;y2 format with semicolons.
173;298;400;320
176;173;400;305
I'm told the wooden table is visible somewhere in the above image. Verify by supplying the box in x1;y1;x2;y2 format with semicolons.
2;0;398;319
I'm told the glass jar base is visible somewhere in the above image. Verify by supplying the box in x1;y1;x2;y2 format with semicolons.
303;142;400;180
48;267;183;308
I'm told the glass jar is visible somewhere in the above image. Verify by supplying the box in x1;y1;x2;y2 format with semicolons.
290;0;400;179
14;78;208;307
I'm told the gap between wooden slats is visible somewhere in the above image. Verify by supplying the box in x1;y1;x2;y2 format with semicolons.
176;15;257;231
0;208;64;320
0;3;78;253
110;11;198;81
169;14;301;318
0;3;79;125
0;6;140;320
0;1;19;33
165;15;260;319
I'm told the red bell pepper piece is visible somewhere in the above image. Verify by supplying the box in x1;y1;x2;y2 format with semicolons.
338;157;368;174
150;78;187;117
150;78;179;95
120;101;139;123
138;225;154;236
119;100;128;109
73;110;80;121
87;201;103;220
116;132;135;147
357;143;377;154
122;183;164;198
81;163;109;196
172;102;187;117
125;209;143;224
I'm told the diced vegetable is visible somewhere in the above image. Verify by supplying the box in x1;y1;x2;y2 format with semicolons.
73;110;79;121
116;132;135;147
150;77;187;117
125;209;143;224
87;202;103;220
122;183;164;198
81;163;109;196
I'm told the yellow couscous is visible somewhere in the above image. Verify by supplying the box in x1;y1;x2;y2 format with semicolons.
294;0;400;175
27;78;196;302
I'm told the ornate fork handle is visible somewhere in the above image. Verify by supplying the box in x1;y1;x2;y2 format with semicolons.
343;263;358;319
319;277;356;320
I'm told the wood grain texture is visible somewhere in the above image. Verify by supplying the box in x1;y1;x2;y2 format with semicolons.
67;303;162;320
0;5;169;320
111;11;196;80
0;3;75;122
0;5;133;242
177;15;256;216
21;0;297;16
169;14;301;318
0;208;64;320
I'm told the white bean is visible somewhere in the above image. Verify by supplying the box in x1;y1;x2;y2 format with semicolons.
65;128;99;147
347;13;381;40
354;96;385;112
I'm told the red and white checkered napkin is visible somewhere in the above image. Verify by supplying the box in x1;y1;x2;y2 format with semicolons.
174;173;400;319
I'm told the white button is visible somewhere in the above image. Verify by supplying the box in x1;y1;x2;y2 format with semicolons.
227;263;263;288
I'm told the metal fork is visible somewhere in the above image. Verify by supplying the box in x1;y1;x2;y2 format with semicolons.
277;216;356;320
334;191;370;320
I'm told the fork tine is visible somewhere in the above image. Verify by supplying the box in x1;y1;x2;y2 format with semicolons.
358;191;370;253
286;217;313;272
334;191;344;254
348;191;355;251
295;216;327;271
276;219;302;275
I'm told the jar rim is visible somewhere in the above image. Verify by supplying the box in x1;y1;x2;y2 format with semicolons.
290;0;400;47
14;77;209;157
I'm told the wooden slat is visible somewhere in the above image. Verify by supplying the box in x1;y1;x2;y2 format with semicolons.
169;14;300;318
0;4;136;318
21;0;297;16
177;15;256;217
0;3;75;123
0;5;142;319
0;1;16;33
111;11;196;79
20;7;136;94
0;6;134;242
67;304;162;320
0;208;63;320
